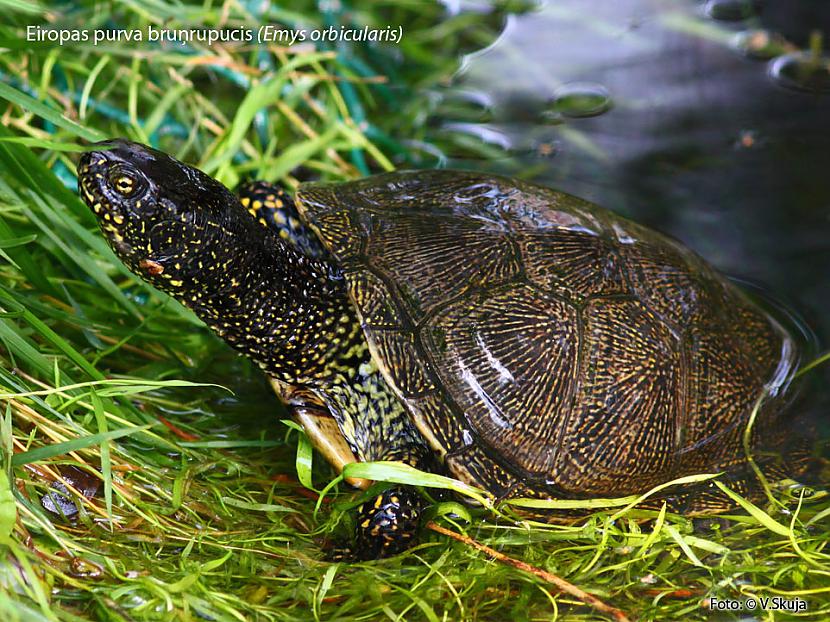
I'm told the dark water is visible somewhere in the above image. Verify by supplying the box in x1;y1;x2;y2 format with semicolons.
429;0;830;454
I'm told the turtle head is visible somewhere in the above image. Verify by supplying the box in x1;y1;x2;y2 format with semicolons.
79;140;349;383
77;139;249;295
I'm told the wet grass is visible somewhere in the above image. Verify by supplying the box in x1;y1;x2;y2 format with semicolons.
1;1;829;621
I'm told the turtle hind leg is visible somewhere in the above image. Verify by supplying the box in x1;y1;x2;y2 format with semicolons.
236;181;325;258
353;487;423;560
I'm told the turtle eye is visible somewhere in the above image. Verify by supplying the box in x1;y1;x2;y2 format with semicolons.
108;168;144;197
114;175;135;196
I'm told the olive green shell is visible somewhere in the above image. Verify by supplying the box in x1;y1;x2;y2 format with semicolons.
296;170;797;498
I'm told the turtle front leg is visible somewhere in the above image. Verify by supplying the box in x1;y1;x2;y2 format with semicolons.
236;181;325;258
353;487;424;560
348;443;439;560
350;449;439;560
287;401;426;558
272;379;429;560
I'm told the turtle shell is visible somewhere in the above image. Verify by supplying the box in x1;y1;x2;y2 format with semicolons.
296;170;799;499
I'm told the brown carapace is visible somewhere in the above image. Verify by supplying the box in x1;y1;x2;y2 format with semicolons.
298;171;800;501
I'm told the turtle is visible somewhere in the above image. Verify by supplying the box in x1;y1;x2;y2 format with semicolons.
76;139;802;559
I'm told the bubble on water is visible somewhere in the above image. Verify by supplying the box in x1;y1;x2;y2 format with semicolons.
769;53;830;93
732;30;794;60
442;122;514;151
437;89;495;123
703;0;758;22
548;82;612;119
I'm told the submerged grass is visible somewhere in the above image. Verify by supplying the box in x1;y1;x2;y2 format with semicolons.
0;1;829;621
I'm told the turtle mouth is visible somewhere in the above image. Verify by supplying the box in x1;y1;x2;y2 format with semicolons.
77;150;105;214
77;147;137;258
78;148;126;220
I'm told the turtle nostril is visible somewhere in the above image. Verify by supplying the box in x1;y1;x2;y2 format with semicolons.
78;151;112;181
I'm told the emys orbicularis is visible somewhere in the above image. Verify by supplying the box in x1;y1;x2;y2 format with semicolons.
77;140;802;559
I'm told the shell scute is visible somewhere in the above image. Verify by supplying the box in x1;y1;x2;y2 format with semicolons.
368;329;435;399
445;443;519;499
346;270;403;329
518;229;629;302
426;284;579;476
621;232;720;329
364;215;522;317
313;210;364;259
557;299;681;495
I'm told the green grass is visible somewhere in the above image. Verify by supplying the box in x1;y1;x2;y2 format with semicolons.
0;2;829;621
